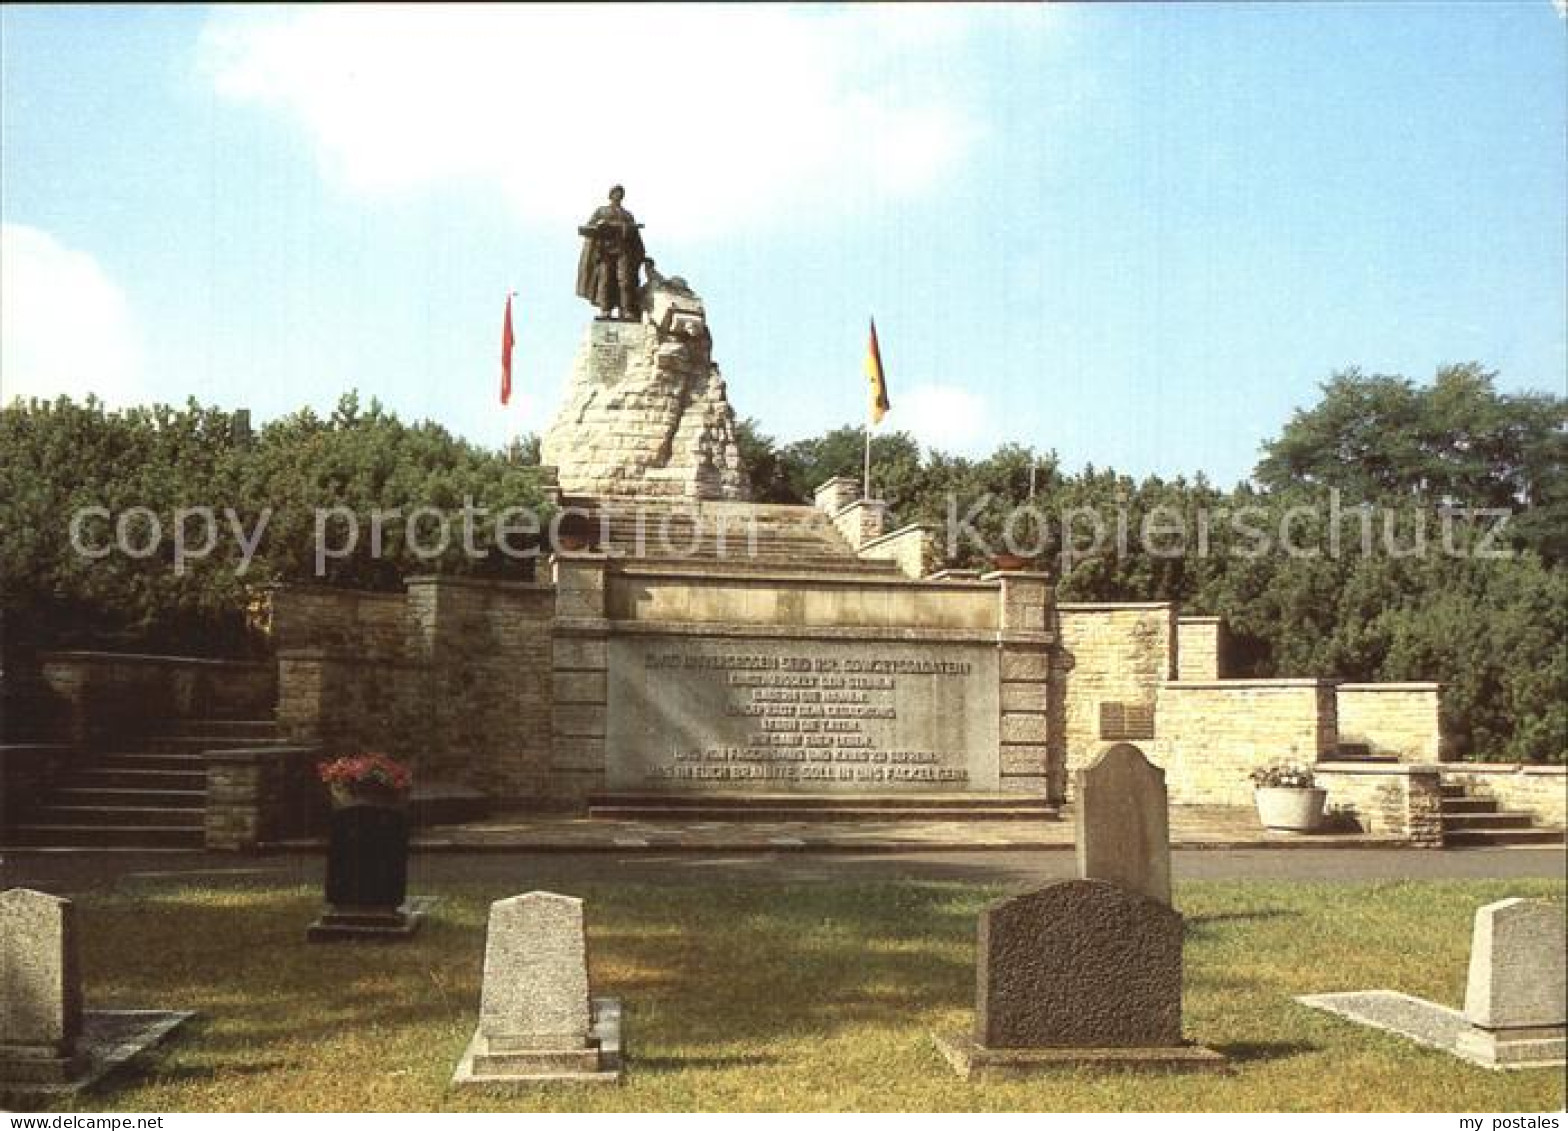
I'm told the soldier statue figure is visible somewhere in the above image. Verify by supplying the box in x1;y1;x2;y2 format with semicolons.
575;184;647;321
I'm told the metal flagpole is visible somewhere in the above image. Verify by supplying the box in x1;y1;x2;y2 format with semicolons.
864;416;873;502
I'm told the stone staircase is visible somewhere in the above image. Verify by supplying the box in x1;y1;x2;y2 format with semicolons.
587;792;1060;822
6;718;281;849
1439;782;1565;847
561;498;903;576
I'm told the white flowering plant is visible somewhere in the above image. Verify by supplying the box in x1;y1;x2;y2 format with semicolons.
1249;762;1317;790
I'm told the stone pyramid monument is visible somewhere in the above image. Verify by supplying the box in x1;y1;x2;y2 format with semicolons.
541;187;748;501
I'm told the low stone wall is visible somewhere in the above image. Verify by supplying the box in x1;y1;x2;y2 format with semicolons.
205;744;326;851
1313;762;1445;847
37;651;275;746
1056;604;1175;795
606;568;1000;631
856;523;937;580
1150;679;1338;807
1335;683;1444;762
1441;763;1567;828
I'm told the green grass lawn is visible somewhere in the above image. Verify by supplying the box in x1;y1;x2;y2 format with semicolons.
35;876;1568;1112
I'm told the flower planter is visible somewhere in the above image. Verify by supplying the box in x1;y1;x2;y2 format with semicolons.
1254;786;1328;832
992;553;1036;572
329;782;409;811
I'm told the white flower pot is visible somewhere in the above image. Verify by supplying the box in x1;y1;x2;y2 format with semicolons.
1254;787;1327;832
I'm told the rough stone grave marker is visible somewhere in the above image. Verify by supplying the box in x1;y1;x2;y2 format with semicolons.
1;888;192;1098
1;888;82;1082
453;892;623;1086
933;879;1225;1078
1076;742;1172;905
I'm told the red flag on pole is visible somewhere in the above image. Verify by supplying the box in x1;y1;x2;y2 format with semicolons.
500;293;516;406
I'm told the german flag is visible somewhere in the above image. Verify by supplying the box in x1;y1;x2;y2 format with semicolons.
865;317;890;424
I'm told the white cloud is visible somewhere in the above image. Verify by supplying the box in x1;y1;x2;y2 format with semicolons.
0;224;143;406
890;383;993;454
197;5;998;240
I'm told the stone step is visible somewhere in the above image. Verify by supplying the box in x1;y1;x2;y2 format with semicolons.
71;768;207;790
4;823;204;849
142;735;278;754
1439;797;1501;815
1441;812;1537;832
1440;783;1469;798
50;787;206;808
168;718;278;739
616;557;904;578
588;792;1060;822
1444;828;1567;848
588;803;1059;822
93;752;209;771
29;805;205;829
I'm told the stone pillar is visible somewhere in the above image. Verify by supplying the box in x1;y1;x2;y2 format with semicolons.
1175;616;1227;681
275;650;327;744
1402;767;1445;848
550;555;610;804
813;476;861;515
204;754;273;852
991;571;1055;799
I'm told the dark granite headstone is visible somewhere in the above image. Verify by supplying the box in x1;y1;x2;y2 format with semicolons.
977;879;1183;1048
324;805;409;912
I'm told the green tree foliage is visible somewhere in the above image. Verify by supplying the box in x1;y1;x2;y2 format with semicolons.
1257;364;1566;561
735;363;1563;762
1;393;554;655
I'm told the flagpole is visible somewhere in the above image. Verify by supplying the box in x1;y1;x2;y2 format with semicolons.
864;414;872;502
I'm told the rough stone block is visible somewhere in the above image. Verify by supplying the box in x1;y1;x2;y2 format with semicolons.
976;879;1184;1049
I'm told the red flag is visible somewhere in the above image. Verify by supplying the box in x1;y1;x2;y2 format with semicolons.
499;293;516;406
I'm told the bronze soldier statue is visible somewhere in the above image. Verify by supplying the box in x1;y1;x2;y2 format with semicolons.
575;185;647;321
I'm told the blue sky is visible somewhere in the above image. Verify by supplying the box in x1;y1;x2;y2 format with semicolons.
2;3;1563;487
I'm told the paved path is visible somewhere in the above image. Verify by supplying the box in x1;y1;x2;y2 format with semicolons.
3;846;1562;896
392;805;1406;852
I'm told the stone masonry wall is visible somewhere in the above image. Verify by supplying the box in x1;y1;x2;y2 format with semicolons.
857;524;937;579
1335;683;1445;761
829;499;889;550
995;571;1054;798
1175;616;1227;682
1055;604;1175;798
1441;764;1567;828
272;578;555;802
1151;680;1338;807
1314;762;1445;847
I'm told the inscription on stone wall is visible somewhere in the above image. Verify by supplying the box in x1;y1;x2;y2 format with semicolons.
605;638;999;792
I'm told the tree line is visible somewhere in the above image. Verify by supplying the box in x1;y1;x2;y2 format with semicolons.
1;363;1561;762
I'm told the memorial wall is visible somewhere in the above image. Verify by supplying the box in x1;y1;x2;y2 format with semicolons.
604;636;1001;792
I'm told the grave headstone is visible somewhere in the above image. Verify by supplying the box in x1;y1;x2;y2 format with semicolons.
1075;742;1172;905
2;888;192;1098
453;892;623;1085
0;889;81;1081
1298;896;1566;1070
935;879;1224;1077
1456;897;1566;1067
